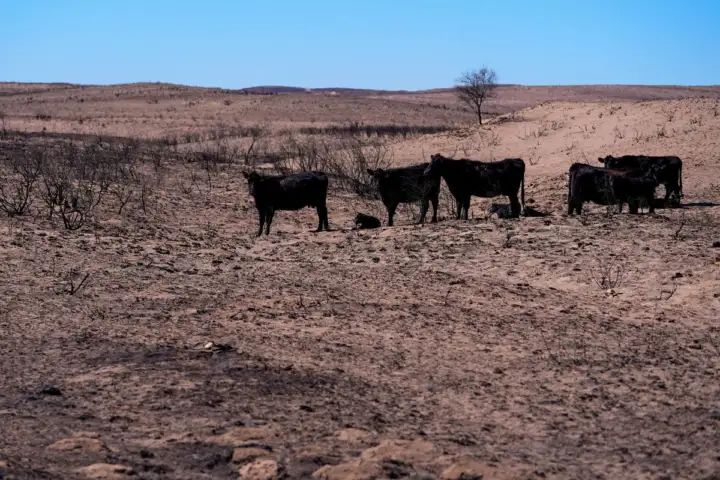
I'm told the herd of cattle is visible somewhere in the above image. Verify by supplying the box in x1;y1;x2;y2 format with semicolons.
243;153;683;235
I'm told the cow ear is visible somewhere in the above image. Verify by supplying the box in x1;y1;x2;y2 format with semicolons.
242;171;250;179
366;169;375;176
597;157;604;163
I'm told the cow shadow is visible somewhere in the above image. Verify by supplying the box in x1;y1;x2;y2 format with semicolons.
678;201;720;208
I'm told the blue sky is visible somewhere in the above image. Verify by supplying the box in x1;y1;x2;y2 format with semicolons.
1;0;719;89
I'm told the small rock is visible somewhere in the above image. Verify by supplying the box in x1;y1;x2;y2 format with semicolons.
232;443;273;463
76;463;134;479
312;459;382;480
334;428;372;443
49;436;107;453
207;425;273;446
238;458;280;480
440;456;524;480
712;241;720;248
360;438;435;465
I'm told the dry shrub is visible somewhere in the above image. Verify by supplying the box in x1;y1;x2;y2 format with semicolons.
590;258;625;290
295;123;451;138
0;148;43;216
275;135;392;199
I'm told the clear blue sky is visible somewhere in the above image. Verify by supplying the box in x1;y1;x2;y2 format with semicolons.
2;0;719;89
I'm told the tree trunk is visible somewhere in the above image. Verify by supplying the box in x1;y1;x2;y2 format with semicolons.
476;101;483;125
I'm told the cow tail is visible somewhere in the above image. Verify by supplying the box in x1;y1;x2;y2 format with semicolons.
567;170;571;209
679;162;683;197
521;170;526;212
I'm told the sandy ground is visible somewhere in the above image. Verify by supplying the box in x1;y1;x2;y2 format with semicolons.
1;85;720;479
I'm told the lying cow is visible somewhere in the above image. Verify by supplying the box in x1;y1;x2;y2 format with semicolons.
567;163;657;215
354;213;381;229
243;170;329;235
598;155;682;206
423;154;525;219
367;164;441;226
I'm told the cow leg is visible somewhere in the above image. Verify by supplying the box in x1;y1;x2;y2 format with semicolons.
322;205;330;231
463;198;471;220
257;210;265;237
575;202;583;215
387;202;398;227
628;200;639;214
419;199;429;224
455;198;463;220
668;182;681;207
430;195;438;223
509;194;521;218
648;196;655;214
265;208;274;235
316;205;328;232
568;199;575;216
618;202;623;213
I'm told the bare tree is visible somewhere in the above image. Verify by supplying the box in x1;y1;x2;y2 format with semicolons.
455;67;497;125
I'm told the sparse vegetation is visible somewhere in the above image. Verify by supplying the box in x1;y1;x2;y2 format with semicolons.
590;258;625;290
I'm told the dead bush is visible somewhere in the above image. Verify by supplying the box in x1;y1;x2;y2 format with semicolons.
0;148;43;217
590;258;625;290
275;135;392;199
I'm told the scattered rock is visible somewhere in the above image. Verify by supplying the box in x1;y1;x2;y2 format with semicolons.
196;341;234;354
360;439;435;465
39;386;62;396
76;463;134;479
312;459;382;480
207;425;273;446
238;458;281;480
334;427;372;443
49;436;107;453
232;443;273;463
441;456;525;480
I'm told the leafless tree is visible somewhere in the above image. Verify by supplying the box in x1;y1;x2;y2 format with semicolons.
455;67;497;125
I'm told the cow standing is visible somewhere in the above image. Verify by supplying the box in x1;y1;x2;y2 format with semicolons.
243;171;329;236
423;154;525;219
567;163;657;215
367;163;441;226
598;155;683;206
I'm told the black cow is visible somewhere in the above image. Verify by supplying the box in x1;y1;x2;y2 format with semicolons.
367;163;441;226
598;155;682;206
423;154;525;219
243;170;329;235
568;163;657;215
354;213;381;229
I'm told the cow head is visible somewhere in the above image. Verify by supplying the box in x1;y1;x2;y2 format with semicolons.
598;155;615;167
366;168;387;181
243;171;262;196
424;154;446;177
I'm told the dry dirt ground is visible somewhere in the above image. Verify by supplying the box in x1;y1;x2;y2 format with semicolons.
1;85;720;480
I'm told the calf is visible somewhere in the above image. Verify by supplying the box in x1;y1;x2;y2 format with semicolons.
367;163;440;226
423;154;525;219
598;155;682;206
568;163;657;215
243;170;329;235
354;213;381;229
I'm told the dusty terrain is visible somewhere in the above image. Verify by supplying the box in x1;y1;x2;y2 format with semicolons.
1;84;720;480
